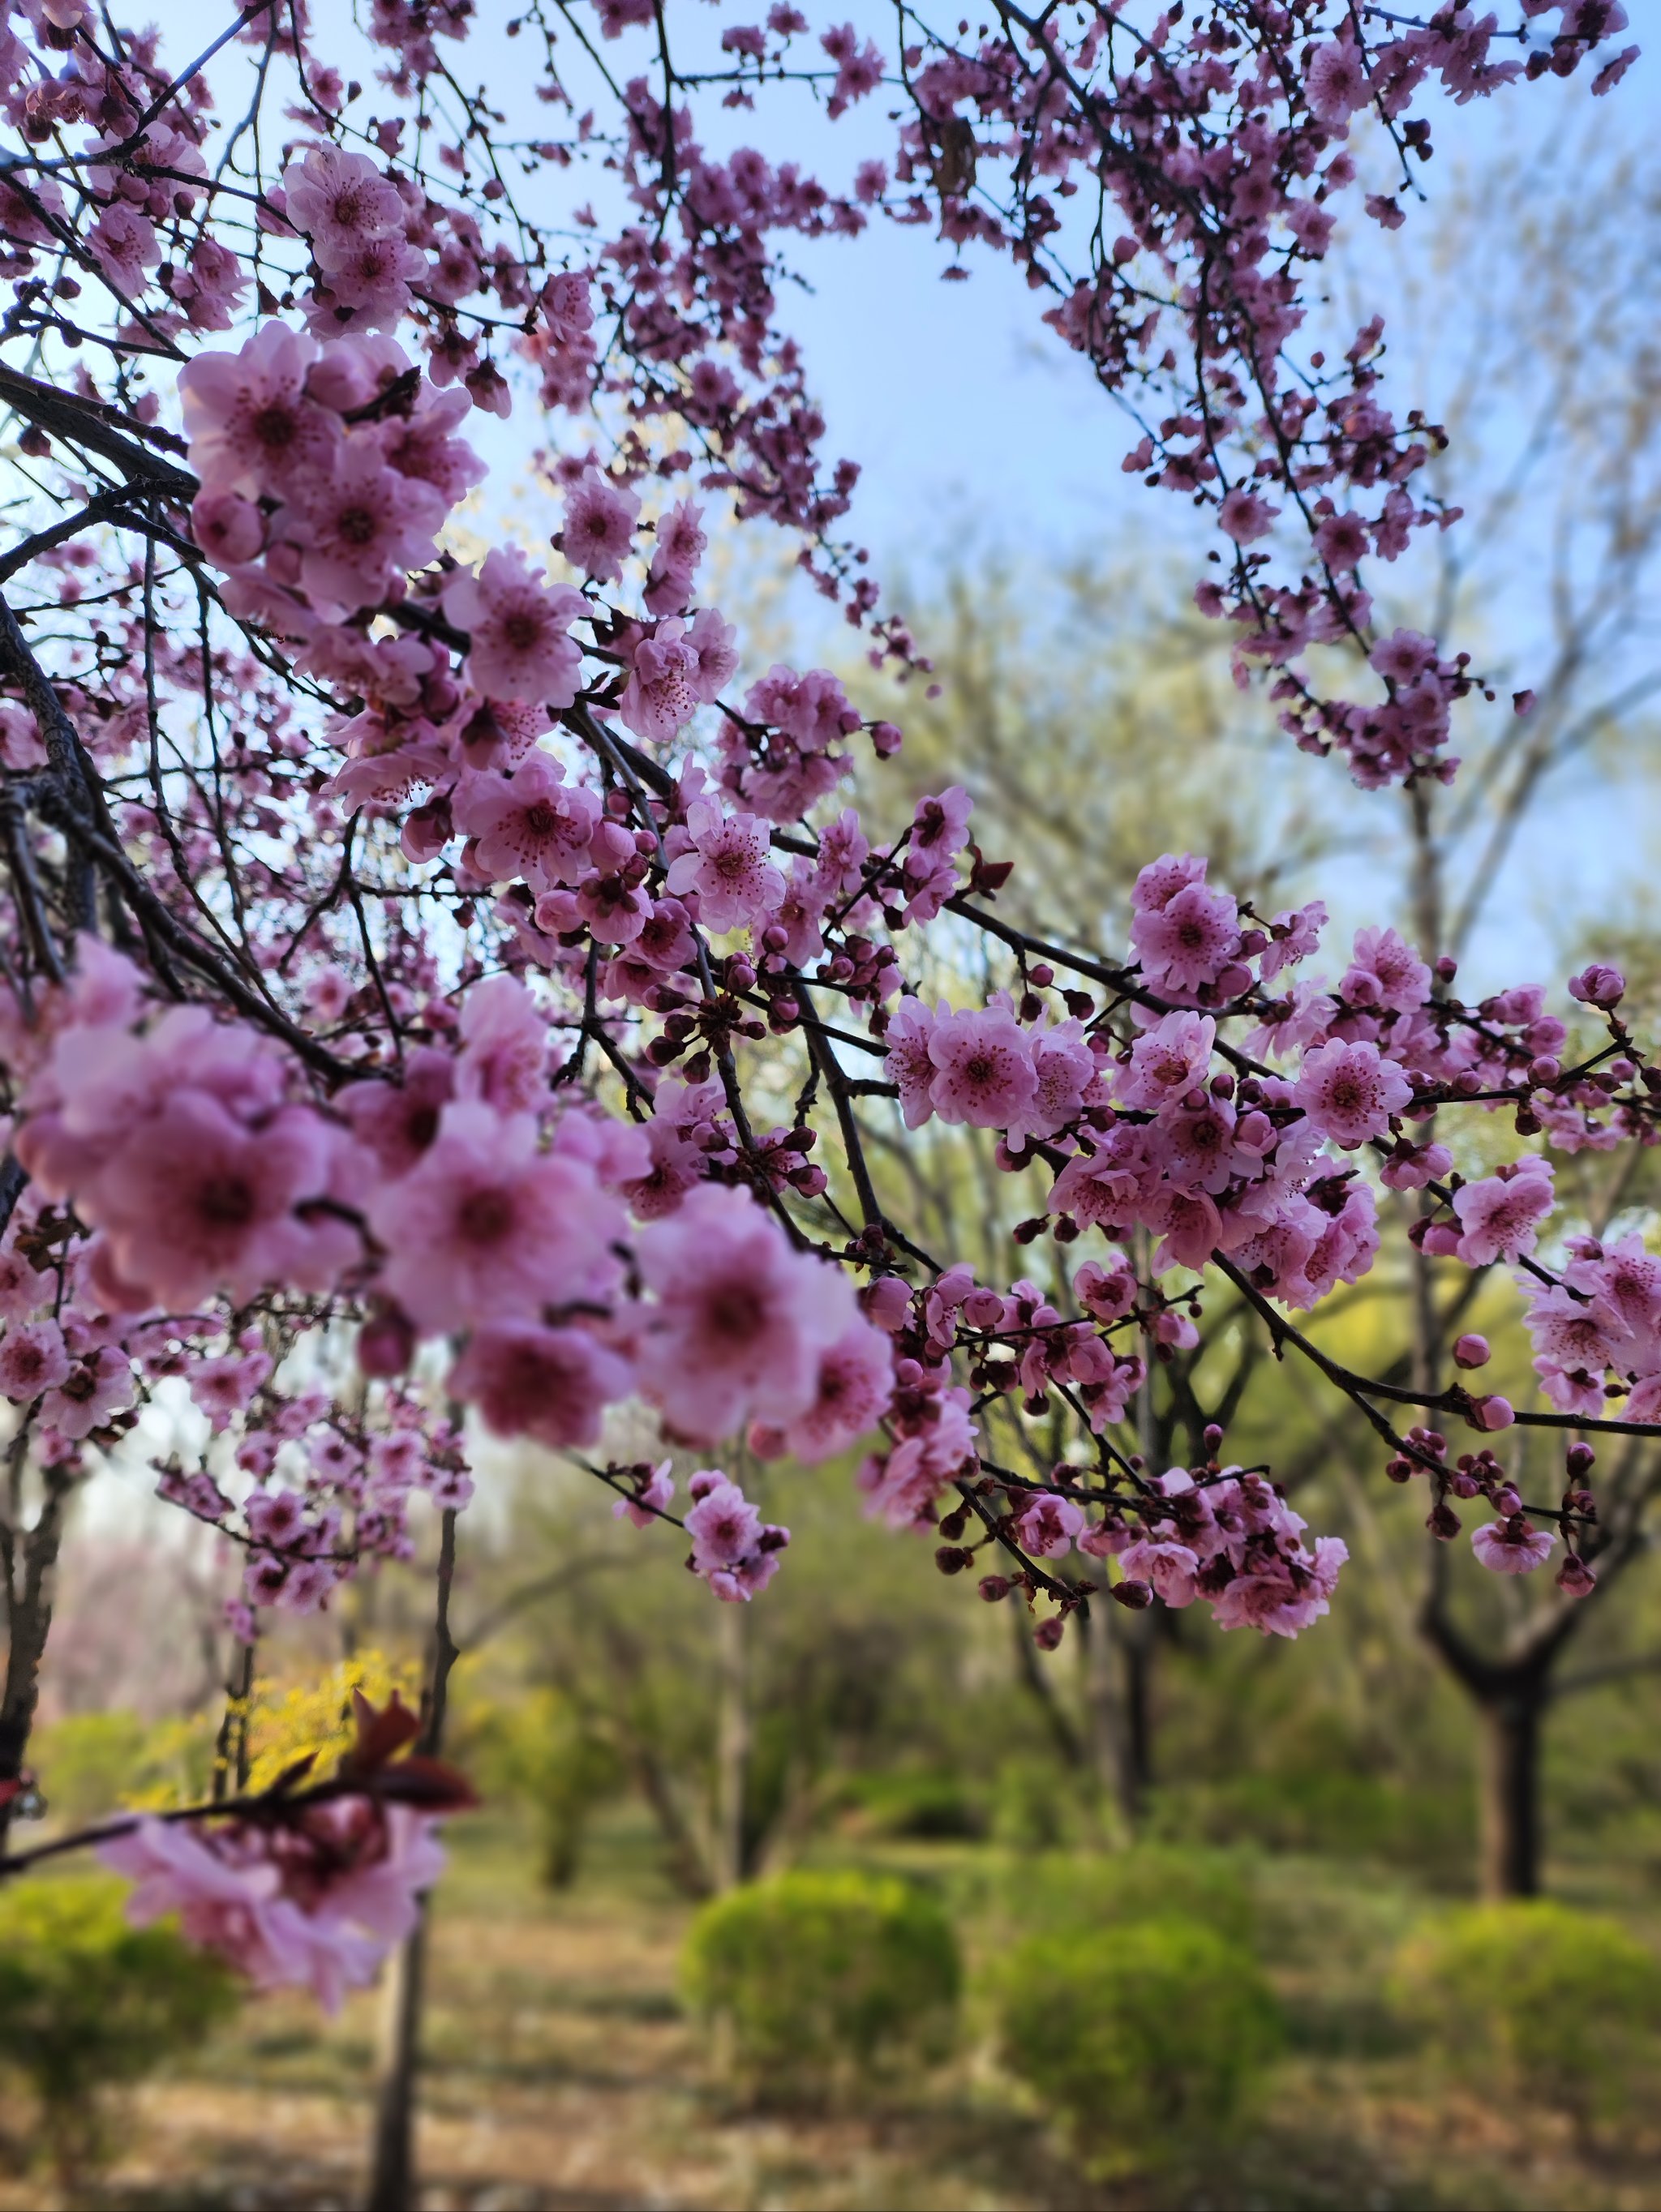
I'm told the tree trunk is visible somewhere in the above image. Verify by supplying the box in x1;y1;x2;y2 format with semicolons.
365;1912;427;2212
1477;1683;1544;1899
0;1465;71;1856
363;1507;457;2212
715;1594;750;1888
1084;1599;1154;1829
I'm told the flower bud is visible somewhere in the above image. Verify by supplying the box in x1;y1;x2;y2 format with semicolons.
1556;1553;1597;1600
358;1305;414;1378
1452;1333;1490;1370
1568;963;1625;1008
1466;1394;1513;1433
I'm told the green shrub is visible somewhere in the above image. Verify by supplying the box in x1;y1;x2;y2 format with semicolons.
1393;1900;1661;2145
31;1708;217;1824
1019;1843;1260;1953
1153;1768;1473;1875
0;1874;236;2176
991;1755;1083;1851
998;1917;1283;2174
681;1868;961;2103
836;1768;989;1841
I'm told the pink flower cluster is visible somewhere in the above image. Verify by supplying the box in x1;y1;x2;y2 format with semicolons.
182;324;478;628
15;939;354;1314
1521;1235;1661;1421
683;1468;790;1601
1114;1468;1350;1638
101;1798;445;2012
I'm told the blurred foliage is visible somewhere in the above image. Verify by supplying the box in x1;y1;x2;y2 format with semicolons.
30;1708;212;1825
681;1867;960;2106
843;550;1333;947
1015;1841;1260;1952
459;1685;624;1887
1393;1900;1661;2148
0;1873;235;2179
998;1916;1283;2176
241;1647;423;1794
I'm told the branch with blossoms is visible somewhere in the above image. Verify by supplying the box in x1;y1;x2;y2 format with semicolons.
0;0;1650;2012
0;1690;478;2013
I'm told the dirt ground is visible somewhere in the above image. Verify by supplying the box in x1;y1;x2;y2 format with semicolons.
5;1820;1661;2212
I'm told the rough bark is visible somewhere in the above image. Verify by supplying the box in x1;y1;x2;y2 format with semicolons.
363;1507;458;2212
0;1458;71;1857
1476;1682;1546;1899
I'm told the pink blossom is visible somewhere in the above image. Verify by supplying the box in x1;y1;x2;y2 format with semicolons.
380;384;484;504
1218;486;1279;542
179;323;335;495
1015;1491;1085;1558
87;202;160;293
0;1248;46;1323
0;1318;71;1402
635;1183;856;1442
1453;1333;1491;1369
908;787;973;869
613;1460;675;1526
1471;1516;1556;1574
340;1049;454;1178
620;613;733;743
42;1345;134;1438
1306;39;1372;123
449;1322;631;1448
285;439;444;614
1556;1553;1598;1600
443;550;585;705
282;145;406;267
644;499;707;615
1131;877;1240;995
744;666;854;753
1453;1162;1555;1267
753;1318;895;1464
454;754;600;890
1342;925;1430;1013
307;229;426;331
81;1093;348;1310
1118;1536;1200;1606
455;974;548;1115
1466;1395;1514;1433
1260;901;1328;981
685;1474;762;1571
1211;1536;1349;1636
683;1468;790;1601
101;1819;334;1997
1569;963;1625;1008
561;467;641;581
664;801;784;931
882;997;940;1128
1314;511;1368;570
927;1005;1037;1129
1294;1038;1412;1147
1369;630;1437;686
367;1100;624;1334
191;489;264;567
1117;1010;1216;1110
101;1801;444;2013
